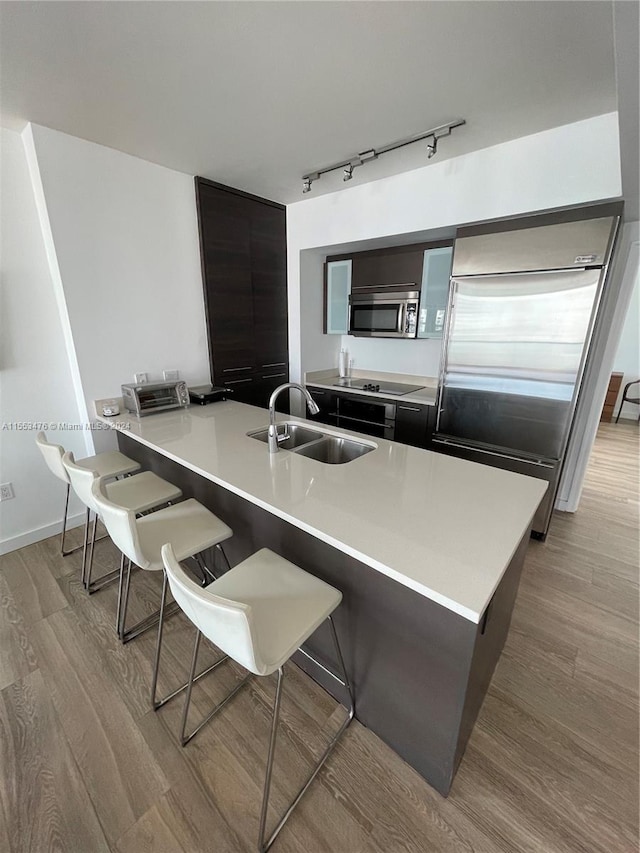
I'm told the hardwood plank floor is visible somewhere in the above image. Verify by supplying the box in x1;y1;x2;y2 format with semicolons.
1;422;637;852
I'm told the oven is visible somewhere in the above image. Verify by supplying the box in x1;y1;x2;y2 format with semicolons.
332;393;396;440
349;288;419;338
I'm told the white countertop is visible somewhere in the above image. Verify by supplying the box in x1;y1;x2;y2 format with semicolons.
98;402;546;624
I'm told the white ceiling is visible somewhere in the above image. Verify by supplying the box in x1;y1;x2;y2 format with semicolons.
0;1;625;204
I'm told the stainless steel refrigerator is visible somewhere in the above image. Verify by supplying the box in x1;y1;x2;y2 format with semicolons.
433;210;621;538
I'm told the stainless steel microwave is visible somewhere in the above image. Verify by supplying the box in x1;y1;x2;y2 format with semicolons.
121;381;189;417
349;287;419;338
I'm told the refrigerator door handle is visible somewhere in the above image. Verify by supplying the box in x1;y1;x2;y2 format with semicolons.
431;437;556;469
454;267;589;279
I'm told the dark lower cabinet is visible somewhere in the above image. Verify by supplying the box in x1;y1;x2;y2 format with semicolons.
256;371;290;414
307;387;338;426
223;374;256;405
224;372;290;413
196;178;288;409
395;403;435;449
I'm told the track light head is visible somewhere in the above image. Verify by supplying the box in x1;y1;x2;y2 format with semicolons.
302;173;319;194
343;164;354;182
426;136;438;159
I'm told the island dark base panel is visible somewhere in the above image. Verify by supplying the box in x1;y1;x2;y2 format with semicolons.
117;432;530;796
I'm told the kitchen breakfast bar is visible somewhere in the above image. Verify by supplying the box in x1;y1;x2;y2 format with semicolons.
99;401;547;796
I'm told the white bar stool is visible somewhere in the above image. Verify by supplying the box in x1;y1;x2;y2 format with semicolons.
161;542;354;853
91;479;233;657
62;451;183;594
35;431;140;556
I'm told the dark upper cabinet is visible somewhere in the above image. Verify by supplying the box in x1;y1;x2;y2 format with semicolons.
351;248;426;291
198;190;254;372
251;202;289;367
196;178;288;409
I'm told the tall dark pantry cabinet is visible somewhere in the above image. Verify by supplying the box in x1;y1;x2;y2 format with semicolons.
195;177;289;410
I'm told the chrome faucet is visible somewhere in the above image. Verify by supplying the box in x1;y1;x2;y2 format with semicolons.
268;383;320;453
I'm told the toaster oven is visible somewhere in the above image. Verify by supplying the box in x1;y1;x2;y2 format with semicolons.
121;381;190;417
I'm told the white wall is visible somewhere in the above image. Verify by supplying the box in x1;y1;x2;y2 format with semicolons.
1;123;212;553
28;124;210;452
287;112;622;383
0;128;87;554
613;268;639;417
340;336;443;378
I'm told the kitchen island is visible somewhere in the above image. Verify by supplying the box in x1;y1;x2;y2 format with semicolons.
99;400;546;795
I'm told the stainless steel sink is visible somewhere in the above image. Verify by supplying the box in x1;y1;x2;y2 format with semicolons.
248;422;374;463
247;423;325;450
293;436;374;464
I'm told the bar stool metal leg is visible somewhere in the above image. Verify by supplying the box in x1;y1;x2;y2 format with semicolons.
258;667;285;852
152;569;237;711
83;512;98;588
80;507;91;578
61;484;109;558
192;553;213;586
83;512;121;595
216;542;232;573
178;626;252;746
192;545;229;587
118;559;179;645
115;552;126;632
60;484;76;556
258;616;355;853
118;558;132;640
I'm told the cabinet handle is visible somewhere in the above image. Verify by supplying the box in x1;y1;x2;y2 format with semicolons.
334;413;394;429
225;378;253;385
262;372;287;379
223;366;252;373
262;362;286;368
311;390;326;396
398;405;421;412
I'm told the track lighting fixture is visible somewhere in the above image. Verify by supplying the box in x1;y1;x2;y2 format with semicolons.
301;119;465;194
302;172;319;194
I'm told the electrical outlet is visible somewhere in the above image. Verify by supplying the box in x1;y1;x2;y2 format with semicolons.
163;369;179;381
0;482;15;501
134;372;148;385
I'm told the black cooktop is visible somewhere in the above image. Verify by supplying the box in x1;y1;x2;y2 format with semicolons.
332;378;424;396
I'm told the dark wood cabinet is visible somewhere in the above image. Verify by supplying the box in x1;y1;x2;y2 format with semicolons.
307;387;338;426
251;203;288;368
196;178;289;410
395;403;434;448
351;248;425;291
600;371;624;422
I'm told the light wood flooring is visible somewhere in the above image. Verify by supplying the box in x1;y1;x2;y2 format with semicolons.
1;422;638;852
